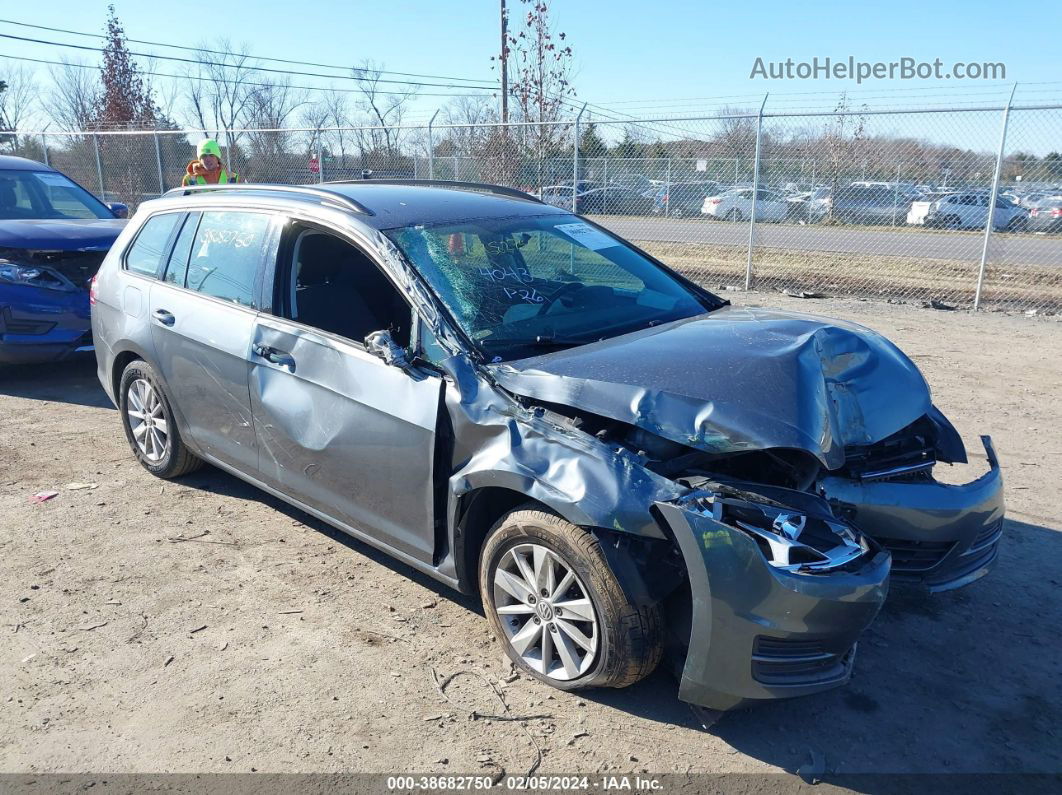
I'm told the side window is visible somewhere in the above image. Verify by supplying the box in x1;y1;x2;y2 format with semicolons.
125;213;182;277
416;321;450;366
163;213;201;286
285;227;412;347
186;211;272;308
960;195;978;206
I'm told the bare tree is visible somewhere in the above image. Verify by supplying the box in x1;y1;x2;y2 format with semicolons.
0;65;38;133
48;58;100;130
822;92;868;219
243;78;306;180
183;40;257;142
714;106;757;158
351;59;418;159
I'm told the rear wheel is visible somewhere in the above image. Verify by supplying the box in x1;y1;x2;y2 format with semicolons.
119;360;202;479
725;208;743;222
479;508;663;691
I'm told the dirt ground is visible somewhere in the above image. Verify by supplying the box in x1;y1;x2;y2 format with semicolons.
1;293;1060;784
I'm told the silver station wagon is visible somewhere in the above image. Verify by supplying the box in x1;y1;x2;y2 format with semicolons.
91;181;1004;711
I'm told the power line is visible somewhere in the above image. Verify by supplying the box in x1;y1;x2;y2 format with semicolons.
0;31;499;91
0;17;496;84
0;54;498;100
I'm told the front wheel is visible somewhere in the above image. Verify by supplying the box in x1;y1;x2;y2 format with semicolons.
479;508;663;691
119;359;203;479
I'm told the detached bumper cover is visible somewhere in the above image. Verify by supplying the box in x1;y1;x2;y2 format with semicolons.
820;436;1004;592
655;497;889;711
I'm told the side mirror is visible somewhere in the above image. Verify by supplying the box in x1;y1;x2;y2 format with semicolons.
365;329;409;369
108;202;129;219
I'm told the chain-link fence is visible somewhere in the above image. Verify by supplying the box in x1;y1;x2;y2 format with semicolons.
6;99;1062;314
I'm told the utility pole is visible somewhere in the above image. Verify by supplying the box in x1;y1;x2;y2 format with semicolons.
500;0;509;124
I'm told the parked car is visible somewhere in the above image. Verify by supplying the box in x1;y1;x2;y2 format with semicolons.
653;182;718;217
701;188;788;222
93;181;1003;712
576;186;656;215
540;182;598;211
908;191;1028;231
785;186;830;222
824;185;913;225
1027;199;1062;234
0;155;128;365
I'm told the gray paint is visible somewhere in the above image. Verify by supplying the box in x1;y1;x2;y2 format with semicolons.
91;184;1008;713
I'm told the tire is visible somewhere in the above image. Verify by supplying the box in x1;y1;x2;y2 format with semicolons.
118;359;202;479
479;507;663;691
725;208;743;222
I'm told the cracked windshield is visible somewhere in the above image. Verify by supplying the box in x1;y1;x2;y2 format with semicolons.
387;215;711;361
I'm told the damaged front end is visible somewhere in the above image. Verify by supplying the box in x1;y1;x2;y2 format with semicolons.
819;430;1004;593
0;247;106;364
655;482;889;711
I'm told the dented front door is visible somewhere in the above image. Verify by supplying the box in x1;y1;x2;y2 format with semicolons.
248;315;443;563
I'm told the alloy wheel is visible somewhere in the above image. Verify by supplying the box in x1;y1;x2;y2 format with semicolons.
126;378;169;463
492;543;599;681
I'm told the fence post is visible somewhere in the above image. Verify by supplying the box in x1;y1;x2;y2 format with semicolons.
93;135;105;199
573;103;587;210
745;94;768;291
40;133;49;167
154;132;165;196
974;83;1017;311
427;110;439;179
665;158;672;217
316;131;324;184
891;162;900;226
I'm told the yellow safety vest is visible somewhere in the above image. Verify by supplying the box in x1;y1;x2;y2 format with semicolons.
183;169;238;186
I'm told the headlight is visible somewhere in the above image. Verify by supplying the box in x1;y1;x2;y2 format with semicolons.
698;496;870;573
0;260;75;292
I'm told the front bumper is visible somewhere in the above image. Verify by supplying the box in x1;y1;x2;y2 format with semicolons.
0;284;92;365
655;498;889;711
819;436;1005;593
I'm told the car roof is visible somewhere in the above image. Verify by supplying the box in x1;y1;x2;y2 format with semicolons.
0;155;54;172
160;181;569;230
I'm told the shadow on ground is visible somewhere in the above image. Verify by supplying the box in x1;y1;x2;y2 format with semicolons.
0;354;112;409
589;517;1062;780
177;453;1062;778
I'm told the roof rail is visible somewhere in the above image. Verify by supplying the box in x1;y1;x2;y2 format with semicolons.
163;183;375;215
323;178;543;204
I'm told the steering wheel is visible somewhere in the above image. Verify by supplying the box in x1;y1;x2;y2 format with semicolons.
536;281;585;316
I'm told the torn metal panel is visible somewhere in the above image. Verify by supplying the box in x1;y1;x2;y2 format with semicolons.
439;352;685;546
656;489;889;711
819;436;1004;592
489;306;932;469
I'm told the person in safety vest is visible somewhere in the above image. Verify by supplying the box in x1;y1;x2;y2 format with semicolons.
182;139;239;186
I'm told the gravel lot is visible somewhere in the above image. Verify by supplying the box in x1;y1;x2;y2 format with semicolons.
1;293;1060;783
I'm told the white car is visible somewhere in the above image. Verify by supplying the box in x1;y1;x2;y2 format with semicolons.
701;188;788;222
908;192;1028;231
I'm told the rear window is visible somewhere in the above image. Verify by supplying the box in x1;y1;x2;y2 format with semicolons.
125;213;182;277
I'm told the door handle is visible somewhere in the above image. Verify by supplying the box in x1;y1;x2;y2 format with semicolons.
153;308;175;326
252;343;296;369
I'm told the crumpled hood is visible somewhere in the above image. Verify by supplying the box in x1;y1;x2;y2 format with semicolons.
487;306;932;470
0;219;125;251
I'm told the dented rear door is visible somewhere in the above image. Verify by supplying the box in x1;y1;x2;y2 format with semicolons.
248;316;443;563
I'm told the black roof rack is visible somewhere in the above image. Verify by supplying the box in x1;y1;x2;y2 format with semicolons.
323;178;543;204
163;183;374;215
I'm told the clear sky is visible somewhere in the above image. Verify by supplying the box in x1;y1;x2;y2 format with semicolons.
2;0;1059;147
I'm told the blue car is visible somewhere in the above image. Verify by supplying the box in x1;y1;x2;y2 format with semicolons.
0;155;128;365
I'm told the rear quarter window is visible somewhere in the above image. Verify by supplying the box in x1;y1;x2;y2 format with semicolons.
125;213;182;277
